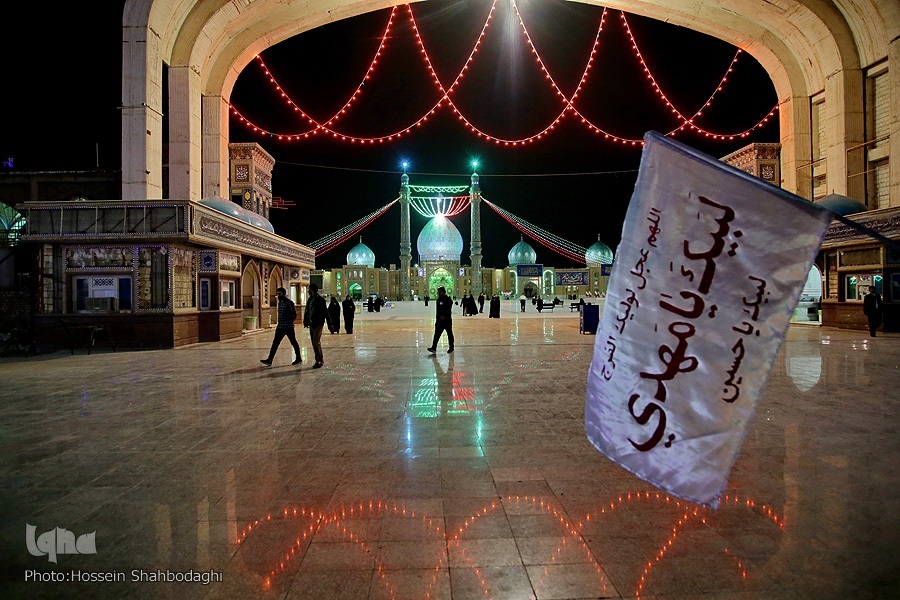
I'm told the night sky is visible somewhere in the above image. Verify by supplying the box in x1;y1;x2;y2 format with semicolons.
3;0;778;269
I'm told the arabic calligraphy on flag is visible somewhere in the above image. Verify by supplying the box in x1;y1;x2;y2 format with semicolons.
585;132;832;508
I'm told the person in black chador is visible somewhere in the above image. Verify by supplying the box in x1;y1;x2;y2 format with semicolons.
460;293;468;315
327;296;341;334
424;294;429;306
260;287;301;367
478;292;485;313
427;286;454;354
489;294;500;318
863;285;883;337
342;295;355;334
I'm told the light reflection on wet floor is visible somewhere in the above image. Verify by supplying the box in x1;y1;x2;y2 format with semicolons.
0;300;897;599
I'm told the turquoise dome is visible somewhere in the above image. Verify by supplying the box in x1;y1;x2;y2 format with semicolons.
585;236;614;266
417;216;463;261
198;196;275;233
347;238;376;268
817;193;867;216
508;238;536;266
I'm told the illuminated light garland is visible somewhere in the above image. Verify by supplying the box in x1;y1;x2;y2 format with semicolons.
240;494;783;595
229;3;777;145
483;197;587;264
409;184;469;194
617;12;777;141
409;195;470;217
406;1;572;145
308;199;398;255
229;7;399;140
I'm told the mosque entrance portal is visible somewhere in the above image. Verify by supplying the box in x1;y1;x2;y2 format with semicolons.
348;283;363;300
428;268;454;299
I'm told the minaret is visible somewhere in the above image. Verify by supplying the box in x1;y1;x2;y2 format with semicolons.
399;170;412;301
469;167;483;299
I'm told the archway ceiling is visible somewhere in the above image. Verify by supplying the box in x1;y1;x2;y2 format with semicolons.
136;0;893;117
149;0;850;103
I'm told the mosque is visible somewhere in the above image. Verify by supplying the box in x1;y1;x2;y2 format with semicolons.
313;172;615;303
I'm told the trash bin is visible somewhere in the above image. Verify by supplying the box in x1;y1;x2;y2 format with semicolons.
243;316;258;330
580;303;599;334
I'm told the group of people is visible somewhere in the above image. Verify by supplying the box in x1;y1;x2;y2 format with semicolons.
457;292;484;316
257;282;888;371
261;283;358;370
367;296;386;312
327;295;357;335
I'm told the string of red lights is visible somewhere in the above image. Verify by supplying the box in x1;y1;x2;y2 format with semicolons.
308;199;398;255
230;3;777;146
483;198;588;264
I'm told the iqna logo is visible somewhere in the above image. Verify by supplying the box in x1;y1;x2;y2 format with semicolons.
26;524;97;563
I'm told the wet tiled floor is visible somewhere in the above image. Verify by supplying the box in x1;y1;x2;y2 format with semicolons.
1;300;897;599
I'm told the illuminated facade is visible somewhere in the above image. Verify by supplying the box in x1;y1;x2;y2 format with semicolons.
16;144;315;348
315;223;613;302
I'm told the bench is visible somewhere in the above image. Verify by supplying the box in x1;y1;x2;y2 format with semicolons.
570;303;582;312
538;303;554;312
58;319;115;355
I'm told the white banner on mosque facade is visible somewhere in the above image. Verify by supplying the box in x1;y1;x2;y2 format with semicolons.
585;132;833;508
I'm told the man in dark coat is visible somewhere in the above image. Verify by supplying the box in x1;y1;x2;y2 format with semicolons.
427;286;454;354
863;285;883;337
478;292;485;313
260;287;301;367
303;283;328;368
342;295;355;334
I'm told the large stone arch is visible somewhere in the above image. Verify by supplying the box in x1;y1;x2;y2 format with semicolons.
122;0;899;209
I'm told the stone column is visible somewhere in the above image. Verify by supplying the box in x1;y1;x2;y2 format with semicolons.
202;95;229;199
469;172;483;298
168;66;202;201
399;173;412;300
122;22;163;200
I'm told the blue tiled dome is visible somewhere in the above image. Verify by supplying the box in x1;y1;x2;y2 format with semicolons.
817;193;867;216
585;236;614;266
417;216;463;262
508;238;536;267
198;196;275;233
347;238;376;268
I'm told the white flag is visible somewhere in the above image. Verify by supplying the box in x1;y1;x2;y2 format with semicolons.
585;132;832;508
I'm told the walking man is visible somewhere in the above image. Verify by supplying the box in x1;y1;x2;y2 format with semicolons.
427;286;454;354
260;287;301;367
863;285;883;337
303;283;328;368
